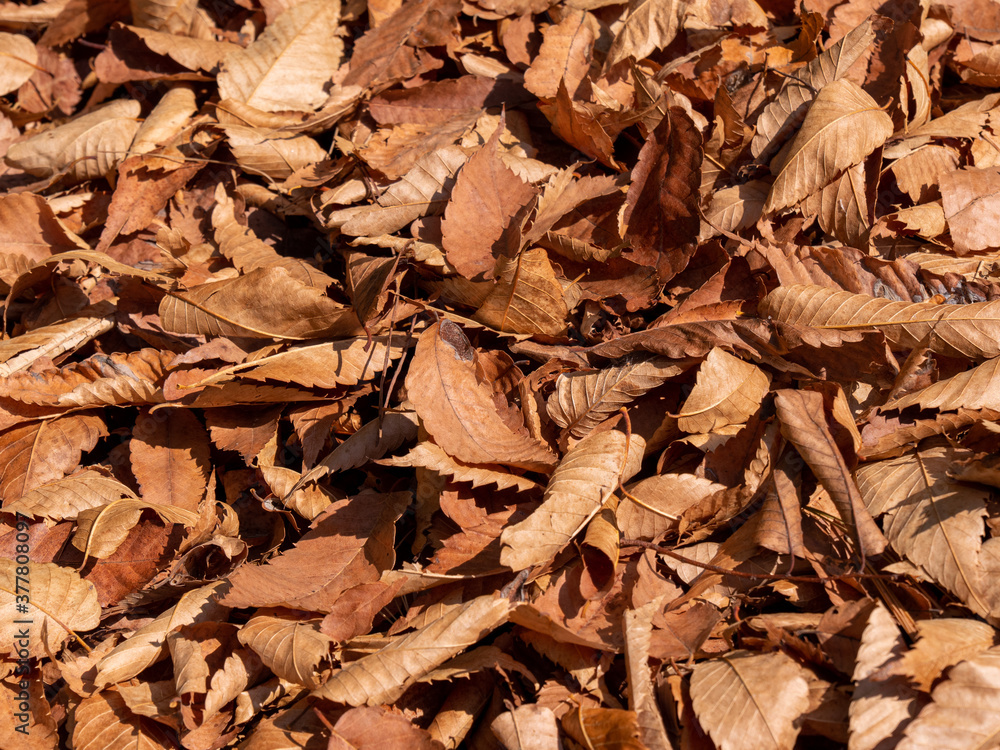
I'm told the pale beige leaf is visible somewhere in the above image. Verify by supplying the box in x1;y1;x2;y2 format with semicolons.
761;284;1000;360
889;618;998;692
94;582;228;688
5;99;141;181
0;300;115;378
3;469;137;521
71;498;200;562
616;473;727;540
331;145;468;236
849;603;919;750
856;444;1000;621
898;646;1000;750
676;347;770;433
690;650;810;750
523;9;595;99
159;266;360;340
405;321;556;471
218;0;342;112
751;18;880;159
701;181;768;236
605;0;683;69
211;185;334;288
128;83;197;161
491;704;561;750
378;441;541;492
547;356;685;438
129;0;200;33
72;691;172;750
0;192;85;266
500;429;643;571
239;615;333;689
125;25;238;75
0;559;100;657
0;32;38;95
474;248;569;336
764;79;893;214
887;357;1000;412
624;601;674;750
312;593;510;706
222;123;328;181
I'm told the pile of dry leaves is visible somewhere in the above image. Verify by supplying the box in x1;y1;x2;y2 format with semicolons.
4;0;1000;747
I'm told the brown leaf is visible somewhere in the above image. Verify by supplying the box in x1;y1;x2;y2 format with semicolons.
129;408;211;514
239;615;333;689
675;348;770;434
940;167;1000;254
523;9;595;100
441;117;538;280
406;321;556;471
474;247;570;336
500;429;642;571
604;0;683;69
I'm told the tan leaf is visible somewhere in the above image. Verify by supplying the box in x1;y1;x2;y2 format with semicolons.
764;79;893;214
312;593;510;706
675;347;770;434
379;441;541;492
239;615;333;689
0;559;100;657
887;358;1000;412
761;284;1000;360
4;99;141;181
856;444;1000;622
0;412;106;504
71;691;173;750
616;473;728;541
211;185;334;289
547;356;685;439
2;469;136;521
119;25;238;76
220;492;409;612
332;705;440;749
701;181;768;237
129;408;211;514
605;0;683;69
159;266;361;340
222;123;329;181
940;166;1000;254
71;498;200;562
898;647;1000;750
491;705;561;750
0;33;38;96
775;389;887;559
474;248;569;336
624;601;674;750
0;193;83;265
441;116;538;280
217;0;342;112
189;336;407;390
849;603;920;750
406;321;556;471
800;161;872;248
691;650;810;750
94;582;229;688
0;301;113;378
523;9;595;99
500;429;643;572
562;707;645;749
751;18;881;160
330;145;468;236
0;348;172;407
888;618;998;692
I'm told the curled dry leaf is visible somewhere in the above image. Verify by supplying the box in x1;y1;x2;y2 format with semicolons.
406;321;556;471
675;347;770;433
491;704;561;750
378;440;541;492
70;498;200;563
690;650;811;750
72;690;173;750
2;469;136;521
762;284;1000;360
0;33;38;96
312;593;510;706
887;618;998;692
474;247;570;336
238;615;333;689
887;357;1000;412
500;429;643;572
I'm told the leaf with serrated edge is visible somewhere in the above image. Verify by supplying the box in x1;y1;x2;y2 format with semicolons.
500;430;643;571
378;440;541;492
3;469;136;521
312;593;510;706
239;615;333;689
